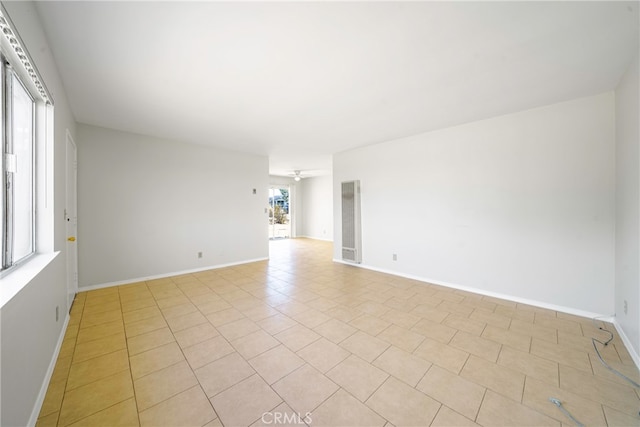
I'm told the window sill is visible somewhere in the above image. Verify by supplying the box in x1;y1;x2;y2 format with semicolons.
0;251;59;309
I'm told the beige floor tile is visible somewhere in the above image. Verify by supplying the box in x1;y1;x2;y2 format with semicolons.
159;302;197;319
534;316;582;335
410;304;449;323
410;318;456;344
134;360;198;411
217;317;261;341
326;355;389;402
372;346;431;387
275;324;321;352
194;298;233;315
324;305;365;323
340;331;390;363
413;338;470;374
498;346;559;386
481;324;531;352
127;327;175;356
206;308;246;327
460;355;525;402
73;332;127;363
589;351;640;387
130;341;184;379
173;322;219;349
250;402;310;427
292;309;332;329
559;364;640;417
603;405;640;426
380;309;421;329
195;352;256;397
241;304;280;321
297;338;351;373
80;308;123;329
66;398;139;427
376;324;425;353
124;315;168;338
313;318;357;344
231;329;280;359
366;377;441;426
510;319;557;343
139;385;216;427
431;406;480;427
310;389;386;427
40;380;66;418
183;335;234;370
442;314;485;336
50;356;73;384
476;390;560;426
67;349;130;390
450;330;502;362
273;364;339;414
349;314;392;335
59;371;134;426
522;376;607;425
121;297;157;314
122;306;161;325
155;295;191;309
210;374;282;426
418;365;486;420
75;320;124;344
257;313;298;335
36;411;60;427
469;309;511;329
165;310;208;333
249;344;305;384
530;338;591;373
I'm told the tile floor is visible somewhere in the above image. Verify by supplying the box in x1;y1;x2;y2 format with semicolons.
37;238;640;426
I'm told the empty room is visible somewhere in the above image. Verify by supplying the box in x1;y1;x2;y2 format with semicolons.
0;1;639;426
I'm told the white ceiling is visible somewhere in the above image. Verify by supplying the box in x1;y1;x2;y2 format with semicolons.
35;1;639;177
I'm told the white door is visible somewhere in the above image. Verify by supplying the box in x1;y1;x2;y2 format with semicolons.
65;130;78;311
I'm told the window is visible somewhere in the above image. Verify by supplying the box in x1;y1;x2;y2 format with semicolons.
1;58;37;271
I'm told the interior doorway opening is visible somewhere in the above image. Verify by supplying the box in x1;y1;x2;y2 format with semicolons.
268;185;291;239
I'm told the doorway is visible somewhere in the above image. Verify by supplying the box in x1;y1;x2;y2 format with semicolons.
268;185;291;239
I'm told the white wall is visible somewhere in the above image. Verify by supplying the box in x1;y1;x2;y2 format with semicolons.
615;55;640;356
301;175;333;241
0;2;77;425
77;124;269;287
334;93;615;315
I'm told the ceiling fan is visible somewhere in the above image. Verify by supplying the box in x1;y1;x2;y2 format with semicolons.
289;170;304;181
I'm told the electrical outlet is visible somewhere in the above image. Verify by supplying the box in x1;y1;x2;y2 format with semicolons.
198;252;203;259
56;306;59;322
392;254;397;261
624;300;628;315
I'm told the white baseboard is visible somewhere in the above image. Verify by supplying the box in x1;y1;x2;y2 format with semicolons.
79;257;269;292
333;259;608;320
28;313;70;427
612;318;640;370
334;259;640;370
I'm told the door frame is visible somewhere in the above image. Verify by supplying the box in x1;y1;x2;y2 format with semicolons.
65;129;78;311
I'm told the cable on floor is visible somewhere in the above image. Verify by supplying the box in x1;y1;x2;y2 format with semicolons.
590;316;640;389
548;397;584;427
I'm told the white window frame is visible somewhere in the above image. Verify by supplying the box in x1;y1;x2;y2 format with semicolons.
0;4;55;306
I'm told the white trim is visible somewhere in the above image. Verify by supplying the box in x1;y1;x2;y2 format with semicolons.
28;312;70;427
613;318;640;370
0;252;59;309
79;257;269;292
333;259;608;319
